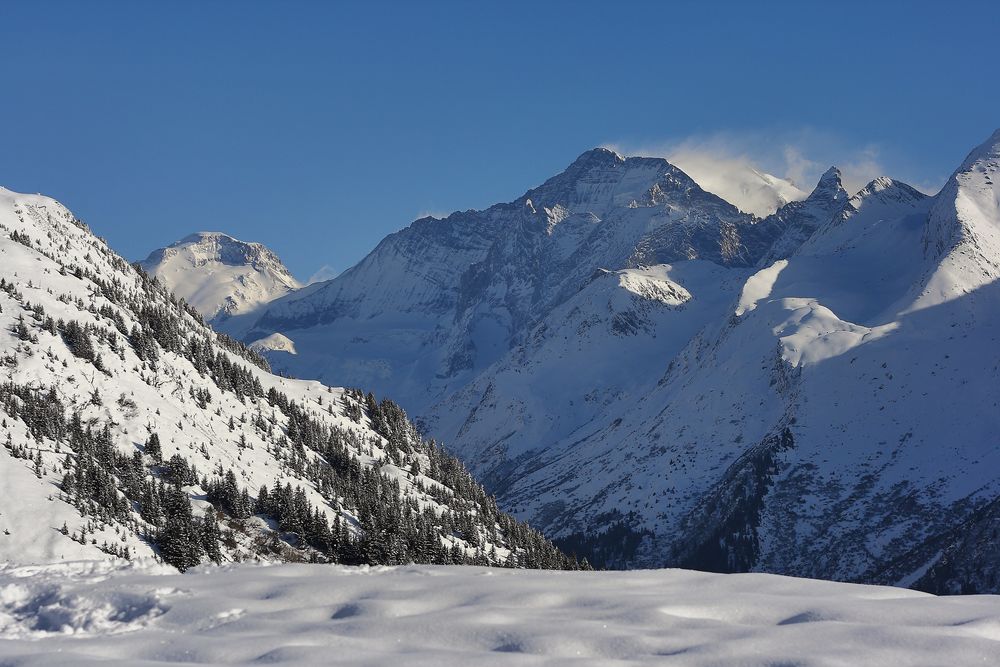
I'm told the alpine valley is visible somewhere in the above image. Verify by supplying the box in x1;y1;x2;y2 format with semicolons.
148;128;1000;595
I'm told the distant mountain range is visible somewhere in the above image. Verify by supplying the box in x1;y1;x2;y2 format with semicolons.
143;130;1000;593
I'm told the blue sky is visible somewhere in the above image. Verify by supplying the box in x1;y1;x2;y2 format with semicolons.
1;1;997;281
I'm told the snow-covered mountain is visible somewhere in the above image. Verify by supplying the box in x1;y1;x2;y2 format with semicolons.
139;232;301;325
232;148;782;408
434;131;1000;592
231;130;1000;593
0;187;580;571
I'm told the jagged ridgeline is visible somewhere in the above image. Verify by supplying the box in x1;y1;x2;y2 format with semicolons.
0;187;585;572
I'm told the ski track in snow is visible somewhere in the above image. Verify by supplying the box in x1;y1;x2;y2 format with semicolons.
0;561;999;666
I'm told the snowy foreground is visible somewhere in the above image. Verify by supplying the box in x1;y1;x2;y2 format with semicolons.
1;562;999;666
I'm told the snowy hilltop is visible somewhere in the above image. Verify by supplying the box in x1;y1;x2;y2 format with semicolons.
0;186;580;571
139;232;301;326
230;130;1000;594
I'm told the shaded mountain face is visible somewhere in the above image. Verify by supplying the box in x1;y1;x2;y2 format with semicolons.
756;167;849;265
140;232;301;325
210;132;1000;592
0;187;579;571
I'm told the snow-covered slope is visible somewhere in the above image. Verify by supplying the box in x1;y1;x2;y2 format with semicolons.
423;261;750;492
0;187;578;571
139;232;301;325
420;167;849;511
2;561;999;666
444;130;1000;592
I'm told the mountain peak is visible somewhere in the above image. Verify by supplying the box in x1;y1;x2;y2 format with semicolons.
574;146;624;166
818;166;842;187
923;128;1000;266
140;232;301;322
516;147;694;219
809;166;847;201
149;231;288;270
855;176;925;202
178;230;238;244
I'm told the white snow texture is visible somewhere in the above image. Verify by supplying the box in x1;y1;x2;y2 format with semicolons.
0;560;998;666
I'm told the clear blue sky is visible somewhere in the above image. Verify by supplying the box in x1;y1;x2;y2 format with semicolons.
1;1;997;281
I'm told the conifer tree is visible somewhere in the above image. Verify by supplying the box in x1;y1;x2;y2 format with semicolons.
145;432;162;463
157;485;203;571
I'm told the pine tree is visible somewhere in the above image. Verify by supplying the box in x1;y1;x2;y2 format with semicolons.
15;315;32;341
157;485;203;571
200;510;223;563
145;432;162;463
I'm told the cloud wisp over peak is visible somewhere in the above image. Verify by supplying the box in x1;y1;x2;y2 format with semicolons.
602;129;943;216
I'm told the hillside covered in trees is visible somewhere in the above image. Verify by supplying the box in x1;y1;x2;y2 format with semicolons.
0;186;584;572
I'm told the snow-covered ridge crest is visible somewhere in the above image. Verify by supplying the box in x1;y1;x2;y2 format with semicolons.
605;144;811;217
915;128;1000;310
797;175;929;257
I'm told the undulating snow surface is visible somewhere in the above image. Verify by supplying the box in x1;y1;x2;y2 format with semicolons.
1;561;998;666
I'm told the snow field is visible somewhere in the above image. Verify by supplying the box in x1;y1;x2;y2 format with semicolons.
1;561;999;666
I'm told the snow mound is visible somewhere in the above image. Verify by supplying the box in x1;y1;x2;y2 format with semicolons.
615;266;691;306
0;562;169;639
